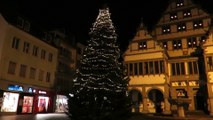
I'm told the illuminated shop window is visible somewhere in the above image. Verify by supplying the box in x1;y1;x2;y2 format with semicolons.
1;92;19;112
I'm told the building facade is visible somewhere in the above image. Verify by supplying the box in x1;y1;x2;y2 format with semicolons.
124;0;213;115
0;13;58;114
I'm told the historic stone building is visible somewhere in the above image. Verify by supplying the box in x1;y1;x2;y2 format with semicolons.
124;0;213;115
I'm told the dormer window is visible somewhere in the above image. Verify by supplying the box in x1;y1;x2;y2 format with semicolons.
138;41;147;50
193;20;203;29
170;13;178;21
17;17;31;32
183;10;191;18
177;23;186;32
162;26;171;34
17;17;24;28
176;0;184;7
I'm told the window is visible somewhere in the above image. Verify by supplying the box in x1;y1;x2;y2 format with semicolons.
46;72;51;82
200;36;206;43
139;62;143;75
188;61;198;74
183;10;191;18
134;63;138;75
138;41;147;50
32;46;39;56
149;61;154;74
171;62;185;75
207;56;213;71
170;13;178;21
163;41;167;49
41;49;46;59
173;39;182;50
154;61;159;74
187;37;197;48
8;61;16;74
29;67;36;79
48;53;53;62
193;20;203;29
160;60;165;73
23;42;30;53
24;21;30;32
177;23;186;32
129;63;133;75
20;64;27;77
12;37;20;49
162;26;171;34
38;70;44;81
17;17;24;28
176;0;184;7
144;62;149;74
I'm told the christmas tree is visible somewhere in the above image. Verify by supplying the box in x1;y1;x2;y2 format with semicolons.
67;6;130;120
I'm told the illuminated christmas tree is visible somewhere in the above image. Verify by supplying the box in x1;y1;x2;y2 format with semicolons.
67;5;130;120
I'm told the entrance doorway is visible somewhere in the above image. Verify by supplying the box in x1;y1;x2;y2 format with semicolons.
129;89;142;112
148;89;164;113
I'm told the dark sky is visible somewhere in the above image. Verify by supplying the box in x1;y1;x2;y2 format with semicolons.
0;0;212;52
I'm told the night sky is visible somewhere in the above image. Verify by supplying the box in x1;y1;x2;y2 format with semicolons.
0;0;212;52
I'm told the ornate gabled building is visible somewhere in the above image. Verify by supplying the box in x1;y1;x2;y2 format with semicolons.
124;0;213;115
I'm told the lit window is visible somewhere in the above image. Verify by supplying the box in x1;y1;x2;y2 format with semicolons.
138;41;147;50
183;10;191;18
193;20;203;29
187;37;197;48
173;39;182;50
177;23;186;32
170;13;178;21
162;26;171;34
200;36;206;43
163;41;167;49
176;0;184;7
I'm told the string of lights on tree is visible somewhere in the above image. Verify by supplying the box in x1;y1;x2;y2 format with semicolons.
67;6;130;120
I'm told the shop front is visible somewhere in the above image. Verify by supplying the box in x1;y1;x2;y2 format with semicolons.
0;83;55;115
55;94;68;112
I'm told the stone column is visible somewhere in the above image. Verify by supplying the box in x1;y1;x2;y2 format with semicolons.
209;97;213;116
142;97;148;113
177;105;185;117
163;97;171;115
